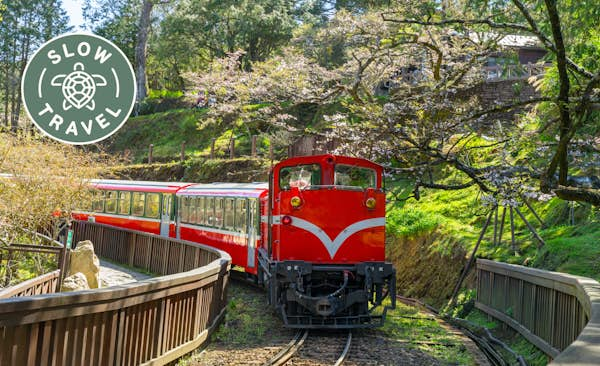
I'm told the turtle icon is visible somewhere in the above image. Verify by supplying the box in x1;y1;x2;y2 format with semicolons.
50;62;107;111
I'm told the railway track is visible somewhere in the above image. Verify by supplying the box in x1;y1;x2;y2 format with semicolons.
262;330;352;366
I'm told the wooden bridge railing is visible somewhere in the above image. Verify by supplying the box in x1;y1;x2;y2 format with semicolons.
0;270;61;299
476;259;600;364
0;220;231;365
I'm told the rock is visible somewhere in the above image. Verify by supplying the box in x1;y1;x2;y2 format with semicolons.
69;240;101;289
61;272;90;292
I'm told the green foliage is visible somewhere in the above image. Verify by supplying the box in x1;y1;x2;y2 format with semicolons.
83;0;138;63
105;109;212;161
387;208;443;238
147;89;184;99
0;0;70;129
381;300;475;365
466;310;547;366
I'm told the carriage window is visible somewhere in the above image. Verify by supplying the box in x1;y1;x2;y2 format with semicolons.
334;165;376;189
132;192;145;216
214;197;224;228
250;198;259;232
181;196;190;222
92;191;105;212
206;197;215;226
189;197;198;223
224;198;235;230
279;164;321;190
105;191;117;213
118;191;131;215
235;198;247;233
146;193;160;218
196;197;206;225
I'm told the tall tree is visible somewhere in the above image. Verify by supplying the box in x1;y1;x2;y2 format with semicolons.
134;0;153;101
0;0;70;130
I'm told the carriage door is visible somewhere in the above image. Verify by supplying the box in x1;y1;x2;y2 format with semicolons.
160;194;171;236
247;198;257;268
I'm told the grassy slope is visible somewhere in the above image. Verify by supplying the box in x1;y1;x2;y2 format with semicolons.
387;180;600;279
386;181;598;364
103;108;266;162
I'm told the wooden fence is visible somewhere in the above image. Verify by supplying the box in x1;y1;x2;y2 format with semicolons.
476;259;600;364
0;230;67;291
484;63;549;81
0;221;231;365
0;270;61;299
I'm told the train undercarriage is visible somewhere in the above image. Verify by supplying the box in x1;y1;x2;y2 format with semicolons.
259;254;396;328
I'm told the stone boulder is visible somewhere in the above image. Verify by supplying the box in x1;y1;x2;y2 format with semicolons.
61;272;90;292
69;240;101;289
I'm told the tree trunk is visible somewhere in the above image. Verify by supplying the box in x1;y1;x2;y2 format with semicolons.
9;35;17;131
13;13;32;131
3;63;10;127
135;0;153;102
543;0;571;186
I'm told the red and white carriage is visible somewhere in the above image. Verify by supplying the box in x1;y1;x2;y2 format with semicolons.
73;154;396;328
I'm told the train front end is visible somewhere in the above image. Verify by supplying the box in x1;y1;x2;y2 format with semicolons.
263;155;395;328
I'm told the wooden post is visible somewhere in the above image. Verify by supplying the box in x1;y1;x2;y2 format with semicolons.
148;144;154;164
510;207;516;253
287;145;293;158
493;205;499;246
498;206;507;246
515;206;546;247
210;138;216;159
269;143;273;161
180;141;186;162
448;206;495;308
522;197;545;228
229;137;235;159
251;135;257;157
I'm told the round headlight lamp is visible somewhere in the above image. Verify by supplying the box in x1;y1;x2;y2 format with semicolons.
365;197;376;209
290;196;302;208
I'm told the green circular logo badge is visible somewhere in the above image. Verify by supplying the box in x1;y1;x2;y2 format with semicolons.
22;33;136;145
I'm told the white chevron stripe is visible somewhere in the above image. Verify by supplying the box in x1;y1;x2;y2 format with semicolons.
272;215;385;258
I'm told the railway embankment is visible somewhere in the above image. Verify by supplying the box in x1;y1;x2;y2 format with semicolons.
103;157;271;183
179;281;481;366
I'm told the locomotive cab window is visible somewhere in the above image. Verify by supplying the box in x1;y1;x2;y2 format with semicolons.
279;164;321;190
334;165;376;189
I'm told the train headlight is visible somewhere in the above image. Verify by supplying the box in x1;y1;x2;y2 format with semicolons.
365;197;376;209
290;196;302;208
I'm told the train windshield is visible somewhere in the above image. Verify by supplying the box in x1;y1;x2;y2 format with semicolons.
279;164;321;190
334;164;376;189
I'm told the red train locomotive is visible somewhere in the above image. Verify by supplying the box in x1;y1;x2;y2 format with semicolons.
73;154;396;328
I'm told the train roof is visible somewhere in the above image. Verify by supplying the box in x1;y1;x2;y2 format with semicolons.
274;154;382;171
90;179;194;193
177;182;268;198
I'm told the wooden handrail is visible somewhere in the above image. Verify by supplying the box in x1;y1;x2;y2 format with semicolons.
476;259;600;363
0;220;231;365
0;270;60;299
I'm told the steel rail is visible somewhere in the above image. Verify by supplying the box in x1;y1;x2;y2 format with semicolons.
333;331;352;366
262;330;309;366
